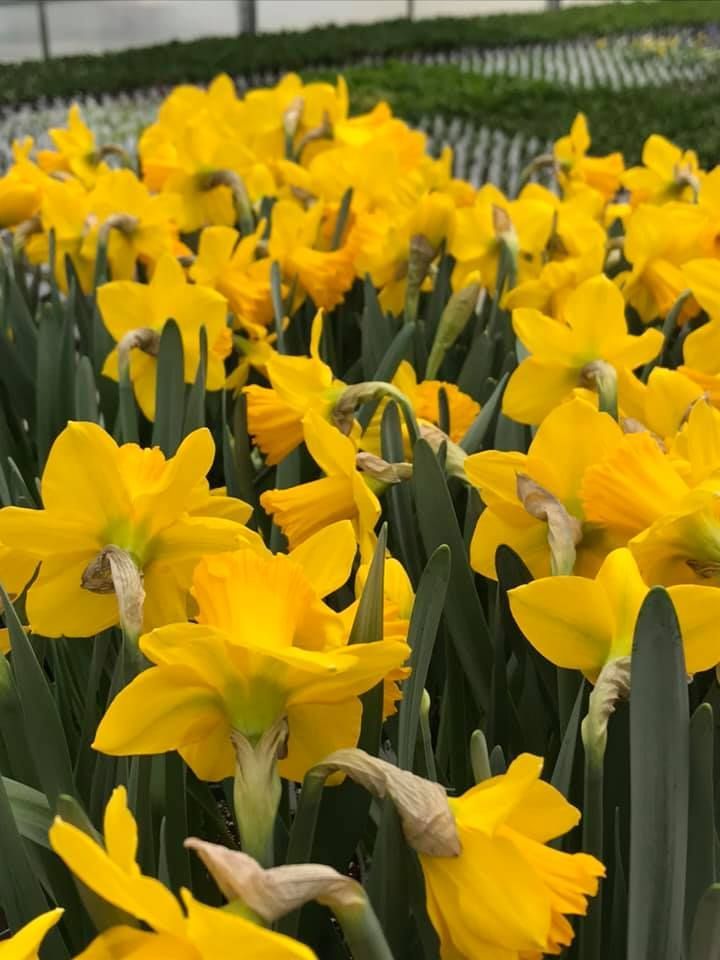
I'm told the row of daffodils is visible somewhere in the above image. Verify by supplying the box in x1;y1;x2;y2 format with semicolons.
0;71;718;960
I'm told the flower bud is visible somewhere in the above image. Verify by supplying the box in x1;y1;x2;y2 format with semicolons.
426;279;483;379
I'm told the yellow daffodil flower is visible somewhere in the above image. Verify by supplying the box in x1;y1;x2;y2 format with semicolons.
82;169;184;281
581;430;690;544
268;200;356;311
0;166;41;229
621;133;703;206
502;195;606;318
0;423;251;637
616;366;703;444
50;787;317;960
554;112;624;201
508;547;720;681
139;78;275;233
36;104;109;187
667;399;720;485
368;191;456;315
189;223;276;333
93;548;409;783
675;259;720;402
466;397;623;579
0;909;63;960
420;753;604;959
24;176;96;293
615;203;704;324
99;254;231;420
261;411;381;559
244;310;346;464
503;274;663;425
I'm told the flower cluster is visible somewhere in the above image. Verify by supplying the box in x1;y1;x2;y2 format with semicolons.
1;72;718;960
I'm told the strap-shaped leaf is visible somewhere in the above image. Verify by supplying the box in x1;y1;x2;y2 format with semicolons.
1;585;75;806
152;319;184;456
686;703;716;941
397;545;450;771
412;439;492;714
628;587;689;960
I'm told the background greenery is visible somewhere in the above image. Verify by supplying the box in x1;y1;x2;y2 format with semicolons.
2;1;720;165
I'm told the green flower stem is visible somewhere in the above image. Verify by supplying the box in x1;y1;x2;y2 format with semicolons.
578;735;604;960
279;767;330;938
333;898;396;960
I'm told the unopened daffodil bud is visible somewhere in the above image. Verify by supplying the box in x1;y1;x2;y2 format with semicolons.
426;278;483;379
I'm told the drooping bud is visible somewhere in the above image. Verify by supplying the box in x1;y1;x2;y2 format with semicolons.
231;717;288;868
418;422;467;480
314;748;461;857
579;359;618;419
581;656;631;761
426;280;483;379
516;473;581;576
184;839;365;921
81;545;145;640
356;452;412;484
